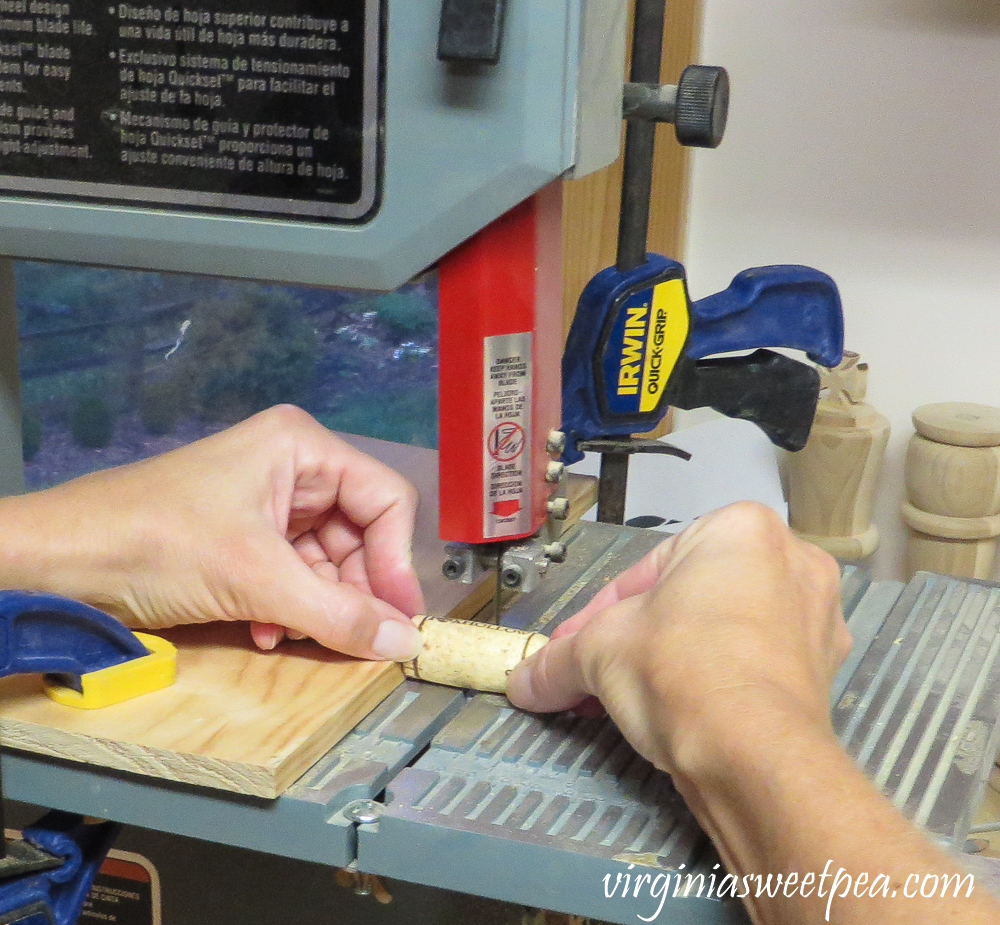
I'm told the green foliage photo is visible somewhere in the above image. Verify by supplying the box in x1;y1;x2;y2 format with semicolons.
70;396;116;449
162;283;319;424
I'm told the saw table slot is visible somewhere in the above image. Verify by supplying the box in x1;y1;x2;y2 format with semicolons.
383;766;439;810
422;776;468;816
551;800;598;840
501;716;550;763
504;791;545;830
573;805;624;845
351;687;410;737
600;808;652;850
578;722;622;775
430;695;505;752
617;754;656;799
655;815;709;865
598;735;636;780
850;583;978;769
836;578;946;746
436;778;485;818
523;793;571;834
870;587;998;793
470;785;520;825
451;780;494;820
833;580;905;702
834;572;1000;845
639;769;675;805
519;714;577;767
379;692;448;743
474;709;522;757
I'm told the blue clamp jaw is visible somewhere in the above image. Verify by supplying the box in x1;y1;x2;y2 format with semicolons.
0;591;151;688
0;591;176;709
560;256;845;462
0;591;178;924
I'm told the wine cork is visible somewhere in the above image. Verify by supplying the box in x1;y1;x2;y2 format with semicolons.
402;617;547;693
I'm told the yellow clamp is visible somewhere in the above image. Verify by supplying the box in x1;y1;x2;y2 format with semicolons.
44;633;178;710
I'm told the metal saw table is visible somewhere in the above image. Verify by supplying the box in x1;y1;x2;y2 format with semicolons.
5;520;1000;924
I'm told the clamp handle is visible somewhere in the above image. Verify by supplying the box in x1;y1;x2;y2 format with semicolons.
688;265;844;367
669;350;822;452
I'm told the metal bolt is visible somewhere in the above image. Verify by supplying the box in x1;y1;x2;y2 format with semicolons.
544;542;567;563
545;461;565;483
500;564;524;589
547;498;570;520
546;430;566;455
442;557;463;581
343;799;383;825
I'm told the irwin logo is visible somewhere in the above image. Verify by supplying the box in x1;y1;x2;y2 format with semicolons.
617;304;648;396
606;278;690;416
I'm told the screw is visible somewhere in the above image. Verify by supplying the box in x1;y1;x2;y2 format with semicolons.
547;498;569;520
544;542;567;563
442;557;463;580
545;461;565;483
343;799;383;825
500;565;524;589
546;430;566;455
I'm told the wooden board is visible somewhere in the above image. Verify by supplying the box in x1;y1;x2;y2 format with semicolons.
0;436;596;798
0;624;403;799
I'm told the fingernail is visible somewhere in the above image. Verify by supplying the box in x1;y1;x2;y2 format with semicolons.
505;662;534;708
372;620;424;661
255;625;282;651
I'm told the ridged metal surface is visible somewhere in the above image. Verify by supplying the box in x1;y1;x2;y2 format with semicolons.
834;572;1000;844
380;553;882;875
387;695;710;868
287;680;464;811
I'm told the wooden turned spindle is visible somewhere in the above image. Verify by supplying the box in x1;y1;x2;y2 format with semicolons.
903;402;1000;580
786;352;889;559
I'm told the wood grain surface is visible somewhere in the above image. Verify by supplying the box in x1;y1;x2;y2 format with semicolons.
0;624;403;799
786;355;889;559
0;436;597;798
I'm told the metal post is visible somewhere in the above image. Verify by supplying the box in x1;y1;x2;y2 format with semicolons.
596;453;630;525
615;0;666;272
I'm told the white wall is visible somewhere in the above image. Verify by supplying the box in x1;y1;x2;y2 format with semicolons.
683;0;1000;579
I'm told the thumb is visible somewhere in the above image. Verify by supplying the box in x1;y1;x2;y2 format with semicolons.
506;633;592;713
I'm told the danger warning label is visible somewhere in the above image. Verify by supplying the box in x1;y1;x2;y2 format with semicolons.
482;332;532;538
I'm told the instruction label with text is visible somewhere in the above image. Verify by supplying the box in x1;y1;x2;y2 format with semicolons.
0;0;380;218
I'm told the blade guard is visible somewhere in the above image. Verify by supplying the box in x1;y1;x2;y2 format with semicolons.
688;265;844;367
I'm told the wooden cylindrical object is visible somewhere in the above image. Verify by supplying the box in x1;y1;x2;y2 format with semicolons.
903;402;1000;580
786;353;889;558
402;617;547;694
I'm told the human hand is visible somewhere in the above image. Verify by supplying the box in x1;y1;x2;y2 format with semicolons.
506;502;851;775
0;405;425;661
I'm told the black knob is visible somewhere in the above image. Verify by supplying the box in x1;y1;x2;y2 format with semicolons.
438;0;507;65
674;65;729;149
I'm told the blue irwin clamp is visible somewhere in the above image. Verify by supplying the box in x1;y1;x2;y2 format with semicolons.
560;256;844;463
0;592;178;923
0;812;120;925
